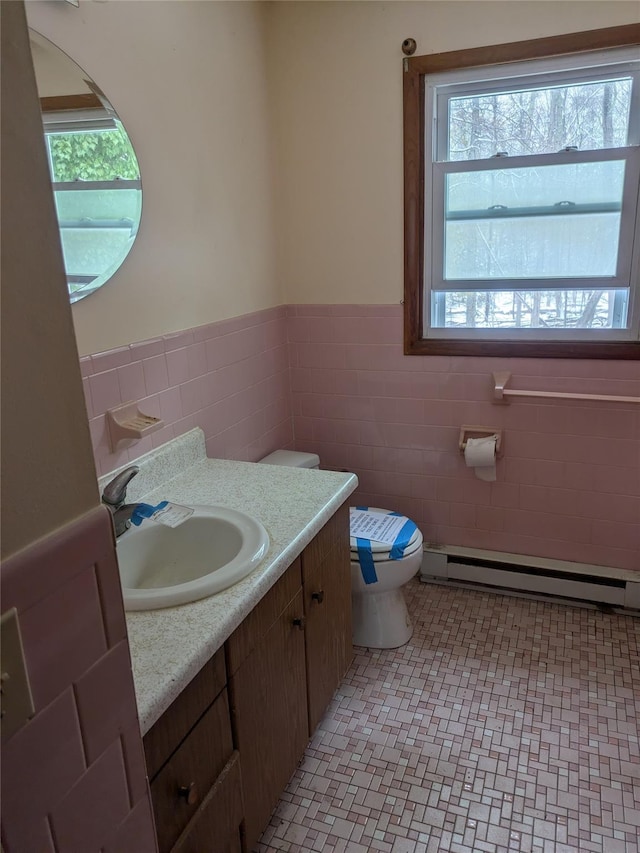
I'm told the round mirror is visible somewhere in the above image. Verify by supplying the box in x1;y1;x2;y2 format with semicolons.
29;31;142;303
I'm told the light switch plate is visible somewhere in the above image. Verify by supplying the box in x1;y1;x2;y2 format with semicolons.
1;608;35;742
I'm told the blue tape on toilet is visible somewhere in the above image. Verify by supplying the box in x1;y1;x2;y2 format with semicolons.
356;537;378;584
130;501;168;526
389;518;417;560
352;506;418;585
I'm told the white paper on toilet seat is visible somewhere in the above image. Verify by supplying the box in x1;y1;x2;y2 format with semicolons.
349;509;407;545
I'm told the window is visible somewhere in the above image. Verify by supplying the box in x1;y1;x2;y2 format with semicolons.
403;25;640;358
42;108;142;302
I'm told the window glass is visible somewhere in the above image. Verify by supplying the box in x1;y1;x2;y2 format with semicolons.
431;288;628;330
446;76;633;160
443;161;626;280
47;125;139;182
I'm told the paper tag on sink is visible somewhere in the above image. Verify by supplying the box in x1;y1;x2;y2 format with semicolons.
150;502;195;528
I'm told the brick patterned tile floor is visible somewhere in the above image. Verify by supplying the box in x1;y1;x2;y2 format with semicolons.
256;580;640;853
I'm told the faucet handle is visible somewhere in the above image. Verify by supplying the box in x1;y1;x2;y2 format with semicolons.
102;465;140;508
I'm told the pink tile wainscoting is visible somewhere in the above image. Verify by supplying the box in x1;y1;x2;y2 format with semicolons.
0;506;156;852
82;304;639;571
82;307;294;477
287;305;640;572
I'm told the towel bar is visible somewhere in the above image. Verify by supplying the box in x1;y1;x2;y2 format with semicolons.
493;372;640;404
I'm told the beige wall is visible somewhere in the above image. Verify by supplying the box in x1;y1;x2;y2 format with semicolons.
25;1;640;356
26;0;280;357
268;1;640;305
1;0;98;559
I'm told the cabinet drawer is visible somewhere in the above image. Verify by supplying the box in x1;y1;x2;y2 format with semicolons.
150;688;234;853
226;559;302;676
171;752;243;853
145;649;227;780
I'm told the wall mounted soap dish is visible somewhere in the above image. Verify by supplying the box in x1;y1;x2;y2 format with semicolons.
106;401;164;451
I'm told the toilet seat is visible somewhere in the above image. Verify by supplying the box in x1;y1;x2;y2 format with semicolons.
349;506;422;561
349;535;422;562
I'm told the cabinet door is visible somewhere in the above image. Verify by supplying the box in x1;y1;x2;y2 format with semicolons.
302;504;353;733
228;590;308;853
150;689;234;853
171;752;243;853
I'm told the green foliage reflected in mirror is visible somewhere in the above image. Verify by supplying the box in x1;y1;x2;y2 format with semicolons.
30;30;143;303
47;124;139;182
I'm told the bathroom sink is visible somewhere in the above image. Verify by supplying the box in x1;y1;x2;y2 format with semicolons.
116;505;269;610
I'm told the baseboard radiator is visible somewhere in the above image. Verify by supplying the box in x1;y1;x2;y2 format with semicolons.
420;545;640;611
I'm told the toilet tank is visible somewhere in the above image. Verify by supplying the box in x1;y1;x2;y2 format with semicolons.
258;449;320;469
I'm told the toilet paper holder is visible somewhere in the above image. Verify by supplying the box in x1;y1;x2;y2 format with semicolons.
459;426;503;456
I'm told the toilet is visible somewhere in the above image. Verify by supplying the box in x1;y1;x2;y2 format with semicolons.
259;450;423;649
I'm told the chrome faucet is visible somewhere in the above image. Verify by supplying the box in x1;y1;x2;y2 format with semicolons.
102;465;143;538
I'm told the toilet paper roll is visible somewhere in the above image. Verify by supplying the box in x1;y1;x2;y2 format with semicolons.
464;435;497;481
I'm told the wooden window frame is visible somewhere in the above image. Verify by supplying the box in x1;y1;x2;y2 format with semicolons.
403;24;640;359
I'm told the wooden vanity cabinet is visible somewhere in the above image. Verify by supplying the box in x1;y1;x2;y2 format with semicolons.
225;502;353;852
143;501;353;853
225;558;308;853
301;502;353;733
143;649;243;853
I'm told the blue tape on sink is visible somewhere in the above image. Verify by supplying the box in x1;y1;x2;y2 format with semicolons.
130;501;168;526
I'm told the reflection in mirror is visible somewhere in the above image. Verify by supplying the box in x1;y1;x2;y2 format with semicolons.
29;30;142;303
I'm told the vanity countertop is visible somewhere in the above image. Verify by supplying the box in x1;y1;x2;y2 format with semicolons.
107;430;358;734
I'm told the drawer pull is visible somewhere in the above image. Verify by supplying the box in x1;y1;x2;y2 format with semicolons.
311;590;325;604
177;782;198;805
292;616;306;630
